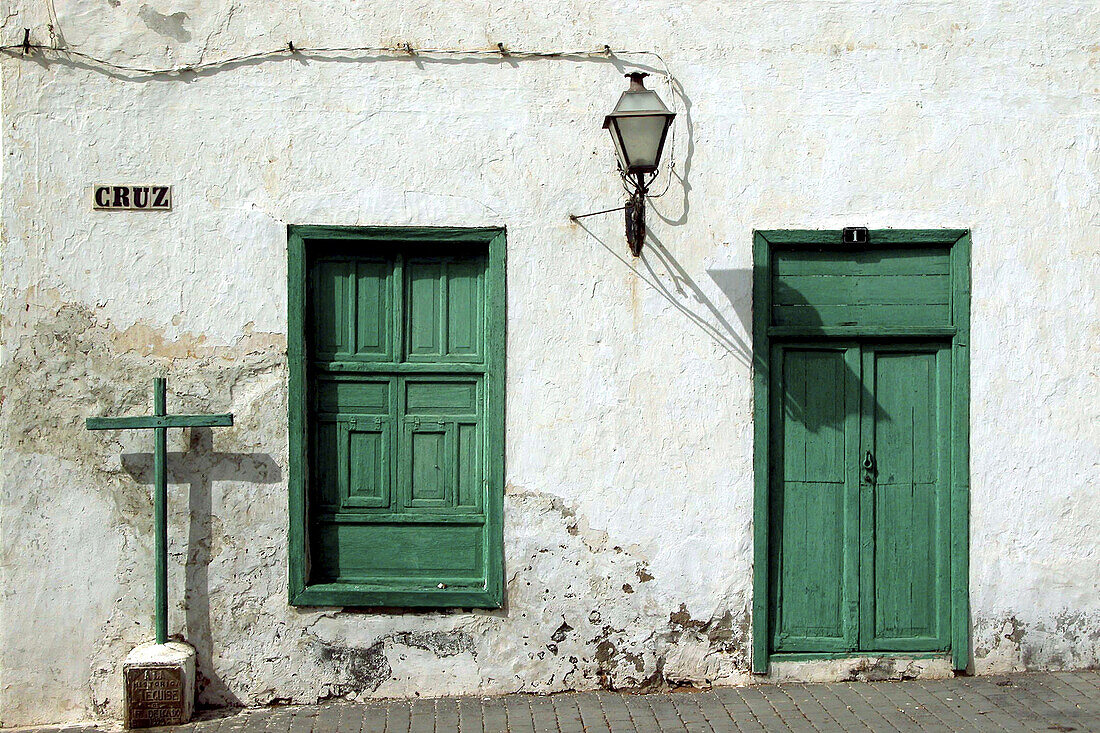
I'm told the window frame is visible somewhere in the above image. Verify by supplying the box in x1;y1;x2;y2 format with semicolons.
287;225;506;608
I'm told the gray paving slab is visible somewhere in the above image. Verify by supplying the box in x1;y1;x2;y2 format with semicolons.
572;692;610;733
10;672;1100;733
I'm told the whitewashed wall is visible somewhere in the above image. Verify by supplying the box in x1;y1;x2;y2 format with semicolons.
1;0;1097;725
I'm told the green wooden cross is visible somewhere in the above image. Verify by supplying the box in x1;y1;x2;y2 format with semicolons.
87;378;233;644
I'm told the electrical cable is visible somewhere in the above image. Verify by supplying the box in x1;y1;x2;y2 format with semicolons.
0;39;680;198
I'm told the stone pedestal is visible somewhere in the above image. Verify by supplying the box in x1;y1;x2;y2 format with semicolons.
122;641;196;728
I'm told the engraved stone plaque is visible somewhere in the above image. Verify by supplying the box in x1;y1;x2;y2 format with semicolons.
125;665;186;728
122;642;194;729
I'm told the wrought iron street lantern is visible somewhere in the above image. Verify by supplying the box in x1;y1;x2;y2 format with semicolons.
603;72;676;256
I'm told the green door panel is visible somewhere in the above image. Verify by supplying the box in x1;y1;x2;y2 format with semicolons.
407;259;443;357
770;346;859;652
860;346;951;650
311;259;395;361
354;260;393;359
405;379;479;415
406;256;487;362
446;259;484;358
312;260;352;357
408;427;449;505
770;248;952;329
455;422;481;509
312;420;342;509
345;420;390;509
771;341;950;655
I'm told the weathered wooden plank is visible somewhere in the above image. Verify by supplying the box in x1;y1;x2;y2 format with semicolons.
773;274;950;306
86;414;233;430
772;303;951;328
773;248;950;277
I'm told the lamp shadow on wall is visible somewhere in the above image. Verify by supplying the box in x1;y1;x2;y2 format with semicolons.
705;270;889;434
122;429;282;707
571;221;752;367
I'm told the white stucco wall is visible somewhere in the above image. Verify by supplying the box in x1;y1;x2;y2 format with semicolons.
1;0;1097;725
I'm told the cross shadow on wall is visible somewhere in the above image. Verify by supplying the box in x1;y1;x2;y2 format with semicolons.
122;428;281;707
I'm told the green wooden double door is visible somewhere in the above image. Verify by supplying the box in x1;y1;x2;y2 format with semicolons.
769;340;951;654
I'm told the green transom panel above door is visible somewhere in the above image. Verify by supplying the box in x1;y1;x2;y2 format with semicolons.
288;227;506;608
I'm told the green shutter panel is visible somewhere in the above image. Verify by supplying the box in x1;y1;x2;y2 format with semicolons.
297;237;500;607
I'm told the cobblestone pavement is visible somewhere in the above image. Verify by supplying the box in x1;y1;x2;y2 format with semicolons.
16;671;1099;732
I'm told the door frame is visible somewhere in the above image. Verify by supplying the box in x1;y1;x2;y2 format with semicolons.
751;229;971;673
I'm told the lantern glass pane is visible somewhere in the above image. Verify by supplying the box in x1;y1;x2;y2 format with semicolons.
613;115;670;171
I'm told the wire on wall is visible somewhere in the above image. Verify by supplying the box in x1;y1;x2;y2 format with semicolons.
0;36;681;198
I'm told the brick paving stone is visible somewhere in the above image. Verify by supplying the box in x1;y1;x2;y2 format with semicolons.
715;686;784;730
573;692;611;733
645;694;688;733
963;678;1052;731
799;682;871;731
690;690;743;732
528;696;559;733
784;683;843;731
549;693;585;733
1016;674;1097;731
597;691;638;733
620;694;661;732
666;691;716;733
858;677;937;730
431;697;459;733
479;698;508;733
383;700;411;733
724;688;773;733
954;678;1035;732
1051;670;1099;698
454;697;483;733
918;679;1006;731
833;681;906;732
502;695;536;733
408;698;437;733
358;703;388;733
890;680;986;733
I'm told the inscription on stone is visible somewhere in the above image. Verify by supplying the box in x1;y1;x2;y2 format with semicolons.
124;666;186;728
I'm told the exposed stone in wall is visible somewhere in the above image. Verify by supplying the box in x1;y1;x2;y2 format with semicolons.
974;613;1100;675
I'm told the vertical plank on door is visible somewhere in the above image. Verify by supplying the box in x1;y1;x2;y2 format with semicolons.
860;346;950;651
770;346;856;652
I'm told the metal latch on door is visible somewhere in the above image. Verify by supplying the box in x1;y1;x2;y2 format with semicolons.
862;450;876;482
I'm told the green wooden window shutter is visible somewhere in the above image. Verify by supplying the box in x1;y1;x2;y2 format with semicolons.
288;227;505;608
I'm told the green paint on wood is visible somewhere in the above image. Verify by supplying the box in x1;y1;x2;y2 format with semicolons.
769;345;859;653
752;230;970;673
287;226;504;608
